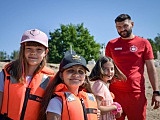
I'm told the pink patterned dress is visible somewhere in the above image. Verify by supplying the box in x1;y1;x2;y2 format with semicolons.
92;80;115;120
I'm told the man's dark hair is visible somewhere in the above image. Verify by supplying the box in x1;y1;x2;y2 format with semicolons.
115;14;131;23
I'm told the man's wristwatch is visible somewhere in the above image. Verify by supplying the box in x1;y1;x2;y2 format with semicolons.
153;91;160;96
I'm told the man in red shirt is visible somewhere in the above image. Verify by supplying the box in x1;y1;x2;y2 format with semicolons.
105;14;160;120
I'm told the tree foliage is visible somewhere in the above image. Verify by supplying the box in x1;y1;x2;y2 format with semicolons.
154;33;160;51
148;38;157;58
10;50;19;60
147;33;160;59
48;23;101;63
0;50;19;61
0;51;8;60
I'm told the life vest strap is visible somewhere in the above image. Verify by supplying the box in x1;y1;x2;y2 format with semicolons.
29;94;42;102
0;113;12;120
86;108;97;114
20;88;31;120
80;98;88;120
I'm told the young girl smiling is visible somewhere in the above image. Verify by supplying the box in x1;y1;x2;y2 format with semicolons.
89;56;126;120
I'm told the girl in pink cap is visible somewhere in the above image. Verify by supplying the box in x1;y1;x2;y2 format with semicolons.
0;29;55;120
89;56;126;120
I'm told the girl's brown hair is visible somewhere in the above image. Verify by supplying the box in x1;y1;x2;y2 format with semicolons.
39;69;92;120
89;56;127;81
5;42;47;83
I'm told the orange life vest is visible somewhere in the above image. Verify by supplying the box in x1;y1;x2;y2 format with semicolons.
1;66;54;120
54;84;98;120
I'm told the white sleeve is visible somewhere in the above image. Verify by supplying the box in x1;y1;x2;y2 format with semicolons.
0;71;4;92
46;96;62;115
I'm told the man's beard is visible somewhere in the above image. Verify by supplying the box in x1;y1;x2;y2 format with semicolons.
118;29;132;38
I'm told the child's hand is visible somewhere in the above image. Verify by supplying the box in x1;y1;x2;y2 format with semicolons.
115;109;123;118
111;102;122;116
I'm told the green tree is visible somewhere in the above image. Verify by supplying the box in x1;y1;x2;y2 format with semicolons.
148;38;157;58
0;51;8;60
154;33;160;52
10;50;19;60
48;23;101;63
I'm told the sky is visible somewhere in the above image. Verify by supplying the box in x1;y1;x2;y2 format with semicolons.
0;0;160;56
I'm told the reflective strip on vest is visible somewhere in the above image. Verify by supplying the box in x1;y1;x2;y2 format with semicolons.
64;92;97;115
9;74;50;89
10;76;18;84
87;93;96;102
64;92;76;101
40;74;50;90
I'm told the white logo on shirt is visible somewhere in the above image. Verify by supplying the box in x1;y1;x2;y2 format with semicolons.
130;45;138;52
114;47;122;50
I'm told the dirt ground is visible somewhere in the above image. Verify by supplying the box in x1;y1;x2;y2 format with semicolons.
144;66;160;120
0;62;159;120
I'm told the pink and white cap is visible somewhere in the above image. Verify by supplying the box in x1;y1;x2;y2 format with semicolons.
21;29;48;47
